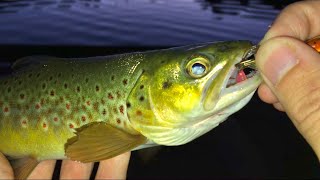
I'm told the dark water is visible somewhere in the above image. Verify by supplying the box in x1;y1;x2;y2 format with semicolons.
0;0;290;46
1;0;320;179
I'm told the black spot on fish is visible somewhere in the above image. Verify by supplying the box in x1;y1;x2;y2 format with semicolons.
64;83;68;89
102;109;107;116
7;87;11;93
161;60;165;64
42;83;46;90
36;73;40;78
123;79;128;85
85;78;89;83
162;81;172;89
18;81;22;85
58;73;62;77
139;96;144;101
111;75;115;81
96;85;100;92
28;73;32;78
140;85;144;89
76;86;80;93
49;76;53;81
50;90;55;96
126;102;131;108
117;118;121;124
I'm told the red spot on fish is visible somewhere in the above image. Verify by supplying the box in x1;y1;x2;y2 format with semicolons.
66;103;71;110
35;104;41;110
69;123;74;129
43;123;47;128
86;101;91;106
117;118;121;124
108;93;114;100
119;105;124;114
4;107;9;113
81;116;86;122
22;120;27;125
236;70;247;83
136;110;142;116
20;94;25;99
54;117;58;122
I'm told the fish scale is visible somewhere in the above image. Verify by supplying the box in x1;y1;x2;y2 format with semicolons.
0;54;143;160
0;41;263;179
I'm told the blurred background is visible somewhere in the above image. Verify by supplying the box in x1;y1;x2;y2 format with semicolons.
0;0;319;179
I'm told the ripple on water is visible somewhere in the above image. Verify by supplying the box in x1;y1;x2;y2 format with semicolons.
0;0;290;46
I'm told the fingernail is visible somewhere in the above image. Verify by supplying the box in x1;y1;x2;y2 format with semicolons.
257;45;299;86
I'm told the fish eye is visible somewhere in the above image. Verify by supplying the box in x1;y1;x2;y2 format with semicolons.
186;56;210;78
192;63;206;75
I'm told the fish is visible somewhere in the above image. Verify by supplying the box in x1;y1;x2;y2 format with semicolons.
0;41;261;179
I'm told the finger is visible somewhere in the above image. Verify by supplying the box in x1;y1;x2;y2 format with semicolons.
273;102;285;112
28;160;56;180
96;152;130;179
257;83;279;104
261;1;320;42
256;36;320;158
0;152;14;179
60;160;93;179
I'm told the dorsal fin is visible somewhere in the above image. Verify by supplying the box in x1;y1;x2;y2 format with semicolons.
7;156;39;180
11;56;59;72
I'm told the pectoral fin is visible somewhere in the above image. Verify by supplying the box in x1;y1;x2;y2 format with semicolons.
8;156;39;180
65;122;147;163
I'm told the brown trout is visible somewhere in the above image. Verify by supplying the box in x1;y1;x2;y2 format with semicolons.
0;41;261;179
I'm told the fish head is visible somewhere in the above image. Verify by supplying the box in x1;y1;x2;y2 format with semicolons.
128;41;262;146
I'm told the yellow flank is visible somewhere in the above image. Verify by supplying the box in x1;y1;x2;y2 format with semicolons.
0;125;73;160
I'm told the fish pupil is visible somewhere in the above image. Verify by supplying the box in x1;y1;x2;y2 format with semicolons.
192;63;206;75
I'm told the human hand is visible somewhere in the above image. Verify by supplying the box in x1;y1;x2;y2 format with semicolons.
0;152;130;179
255;0;320;159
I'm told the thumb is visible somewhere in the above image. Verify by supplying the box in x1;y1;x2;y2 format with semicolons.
256;36;320;158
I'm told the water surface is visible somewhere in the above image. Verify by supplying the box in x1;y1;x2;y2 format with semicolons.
0;0;288;46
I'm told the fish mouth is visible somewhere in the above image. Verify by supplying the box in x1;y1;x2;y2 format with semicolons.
224;46;258;89
204;45;261;111
225;45;259;88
